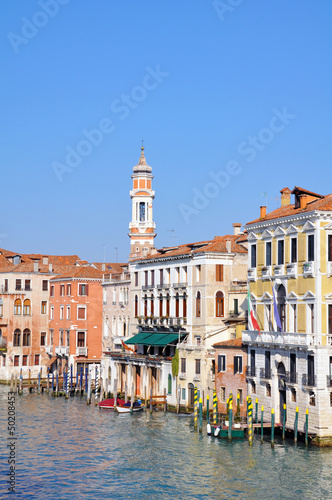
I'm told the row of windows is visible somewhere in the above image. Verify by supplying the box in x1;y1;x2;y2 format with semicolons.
134;264;225;287
12;354;40;366
12;299;48;316
219;387;243;405
180;357;202;375
217;354;243;374
2;279;49;292
250;234;319;268
50;305;87;320
50;283;88;297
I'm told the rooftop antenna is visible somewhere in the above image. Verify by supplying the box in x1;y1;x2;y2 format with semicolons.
167;229;176;245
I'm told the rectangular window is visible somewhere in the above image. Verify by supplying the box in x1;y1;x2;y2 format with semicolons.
216;264;224;282
4;279;8;292
41;301;47;314
42;280;48;291
266;242;271;266
15;279;21;291
291;237;297;263
60;330;64;347
78;284;88;296
278;240;284;265
182;388;186;400
66;284;71;296
22;355;28;366
60;306;64;320
266;384;271;397
23;331;30;346
25;279;31;291
14;355;19;367
196;265;201;282
60;284;65;296
66;305;70;320
220;387;226;403
237;388;243;405
159;269;163;285
234;356;243;374
134;272;138;287
66;330;70;347
309;304;315;333
77;307;86;320
181;358;186;373
151;270;155;286
50;306;54;320
308;234;315;262
265;351;271;377
50;285;54;297
234;299;239;315
13;331;20;346
195;359;201;375
218;354;226;372
175;267;180;283
40;332;46;346
77;331;85;347
251;244;256;268
308;355;315;386
34;355;40;366
290;353;296;383
328;235;332;262
145;271;148;286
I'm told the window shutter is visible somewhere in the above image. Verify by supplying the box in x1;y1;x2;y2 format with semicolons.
218;355;221;372
86;284;89;296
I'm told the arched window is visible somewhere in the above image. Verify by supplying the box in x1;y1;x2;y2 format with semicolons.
134;295;138;317
183;293;187;318
277;284;286;332
168;373;172;395
23;329;31;346
175;293;180;318
150;294;154;316
216;291;224;317
13;329;21;346
159;293;163;317
14;299;22;315
23;299;31;316
196;291;201;318
166;293;170;317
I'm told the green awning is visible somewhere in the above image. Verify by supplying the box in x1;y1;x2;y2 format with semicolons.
125;332;154;345
148;333;182;346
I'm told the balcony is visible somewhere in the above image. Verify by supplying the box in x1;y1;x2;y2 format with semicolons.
242;330;316;347
156;283;170;290
326;375;332;388
173;282;188;289
193;374;201;382
45;346;53;355
302;374;316;387
179;372;186;380
0;285;9;294
76;347;88;357
274;265;285;277
142;284;155;290
303;261;314;278
286;263;297;278
246;366;256;378
55;346;69;356
261;267;271;280
285;371;298;384
248;268;256;282
327;262;332;277
260;367;271;380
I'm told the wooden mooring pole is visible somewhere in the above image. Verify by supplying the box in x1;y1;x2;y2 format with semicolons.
261;406;264;443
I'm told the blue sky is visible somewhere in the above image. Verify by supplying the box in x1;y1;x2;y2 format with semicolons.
1;1;332;262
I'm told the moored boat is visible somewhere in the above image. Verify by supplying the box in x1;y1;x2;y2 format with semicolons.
98;397;125;409
115;401;144;413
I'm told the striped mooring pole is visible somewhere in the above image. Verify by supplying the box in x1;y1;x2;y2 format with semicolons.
87;368;91;405
95;366;99;404
194;387;198;430
271;408;275;447
85;366;88;393
56;372;59;395
206;395;210;424
305;409;309;446
248;400;253;446
70;364;73;392
52;372;54;392
282;404;286;440
228;399;233;442
213;390;217;425
255;398;258;423
294;407;299;444
80;366;83;392
199;398;203;433
261;406;264;443
66;367;70;399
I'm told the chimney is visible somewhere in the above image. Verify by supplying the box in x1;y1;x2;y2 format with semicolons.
102;263;106;271
49;263;53;273
232;223;241;236
299;194;308;209
260;206;267;219
42;256;48;265
226;239;232;253
280;187;291;206
34;262;39;273
142;248;148;258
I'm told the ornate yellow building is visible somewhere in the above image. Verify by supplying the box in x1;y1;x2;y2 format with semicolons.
243;186;332;444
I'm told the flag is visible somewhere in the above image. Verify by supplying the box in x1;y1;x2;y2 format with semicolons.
247;289;260;333
272;285;283;332
121;339;136;353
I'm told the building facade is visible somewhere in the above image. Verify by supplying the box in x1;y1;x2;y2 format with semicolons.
243;186;332;444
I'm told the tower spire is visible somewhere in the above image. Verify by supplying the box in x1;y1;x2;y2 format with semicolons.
129;146;156;260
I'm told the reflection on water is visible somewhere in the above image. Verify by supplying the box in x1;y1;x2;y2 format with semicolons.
1;385;332;499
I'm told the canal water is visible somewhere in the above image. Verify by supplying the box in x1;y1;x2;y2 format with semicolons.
1;385;332;499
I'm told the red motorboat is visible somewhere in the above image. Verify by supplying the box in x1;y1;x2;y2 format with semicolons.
98;397;125;409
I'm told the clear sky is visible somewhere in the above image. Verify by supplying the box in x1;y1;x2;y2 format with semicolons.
1;1;332;262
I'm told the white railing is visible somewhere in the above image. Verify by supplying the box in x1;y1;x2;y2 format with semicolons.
261;267;271;280
303;261;314;277
286;263;297;277
55;346;61;355
274;265;285;277
248;268;256;281
45;346;53;355
61;347;69;356
76;347;88;357
242;330;316;346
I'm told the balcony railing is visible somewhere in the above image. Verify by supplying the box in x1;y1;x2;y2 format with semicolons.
193;375;201;382
285;371;298;384
327;375;332;388
286;263;297;277
248;268;256;281
179;372;186;380
55;346;69;356
261;267;271;280
302;374;316;387
274;265;285;277
303;261;314;277
45;346;53;355
246;366;256;377
76;347;88;357
260;367;271;380
173;282;188;289
242;330;316;347
142;284;155;290
156;283;170;290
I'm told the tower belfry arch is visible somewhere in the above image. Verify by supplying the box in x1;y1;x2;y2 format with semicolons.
128;146;156;259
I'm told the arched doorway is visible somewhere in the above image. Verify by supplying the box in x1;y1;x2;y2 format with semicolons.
277;284;286;332
277;361;286;423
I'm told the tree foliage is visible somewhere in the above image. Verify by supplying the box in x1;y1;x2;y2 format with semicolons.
172;349;179;378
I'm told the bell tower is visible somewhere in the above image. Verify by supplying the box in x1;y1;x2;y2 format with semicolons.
129;146;156;259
